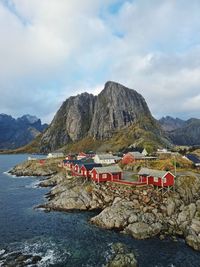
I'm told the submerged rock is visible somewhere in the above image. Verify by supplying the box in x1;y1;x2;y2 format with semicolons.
0;250;42;267
106;243;137;267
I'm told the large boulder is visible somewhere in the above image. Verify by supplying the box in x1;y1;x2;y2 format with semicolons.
186;234;200;251
124;222;162;239
166;198;176;216
91;200;135;229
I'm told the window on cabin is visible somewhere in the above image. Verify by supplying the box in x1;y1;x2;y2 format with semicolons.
163;177;167;183
154;177;158;182
102;174;107;179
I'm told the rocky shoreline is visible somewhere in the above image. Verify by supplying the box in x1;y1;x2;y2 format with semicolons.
9;159;200;254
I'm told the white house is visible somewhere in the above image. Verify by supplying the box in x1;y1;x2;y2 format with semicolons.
47;152;64;159
142;148;148;156
94;154;121;165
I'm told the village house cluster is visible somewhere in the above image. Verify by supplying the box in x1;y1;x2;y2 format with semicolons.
57;150;176;192
39;147;200;193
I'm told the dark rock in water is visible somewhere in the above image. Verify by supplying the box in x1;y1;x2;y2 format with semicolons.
0;250;42;267
30;255;42;264
106;243;137;267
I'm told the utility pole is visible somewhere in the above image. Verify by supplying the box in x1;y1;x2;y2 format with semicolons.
174;155;177;176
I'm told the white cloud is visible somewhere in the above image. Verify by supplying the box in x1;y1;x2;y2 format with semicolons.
0;0;200;122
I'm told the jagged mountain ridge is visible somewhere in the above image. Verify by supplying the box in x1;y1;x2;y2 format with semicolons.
39;81;169;153
159;116;200;145
0;114;48;149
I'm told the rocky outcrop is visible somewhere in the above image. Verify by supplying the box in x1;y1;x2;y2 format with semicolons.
0;114;47;149
124;222;162;239
106;243;137;267
9;158;61;177
39;81;168;152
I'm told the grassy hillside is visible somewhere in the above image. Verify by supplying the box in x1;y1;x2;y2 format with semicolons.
61;121;170;153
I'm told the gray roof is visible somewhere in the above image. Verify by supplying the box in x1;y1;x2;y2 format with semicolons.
128;151;144;159
93;165;122;174
186;154;200;164
96;154;121;160
138;167;174;178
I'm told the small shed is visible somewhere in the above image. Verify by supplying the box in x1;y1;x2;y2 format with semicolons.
90;165;122;182
138;167;175;187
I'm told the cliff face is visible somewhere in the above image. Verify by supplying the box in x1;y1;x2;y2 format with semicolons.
159;117;200;146
40;93;95;152
0;114;47;149
39;81;167;153
89;81;155;139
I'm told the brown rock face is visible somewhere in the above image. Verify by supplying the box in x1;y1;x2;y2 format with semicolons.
89;81;154;139
39;81;165;152
40;93;95;152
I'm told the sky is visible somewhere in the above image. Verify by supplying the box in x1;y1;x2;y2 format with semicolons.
0;0;200;123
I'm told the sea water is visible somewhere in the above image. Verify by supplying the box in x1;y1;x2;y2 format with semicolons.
0;154;200;267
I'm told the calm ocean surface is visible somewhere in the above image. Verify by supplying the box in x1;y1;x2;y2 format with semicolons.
0;154;200;267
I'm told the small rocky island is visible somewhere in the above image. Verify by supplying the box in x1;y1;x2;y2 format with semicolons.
9;158;200;257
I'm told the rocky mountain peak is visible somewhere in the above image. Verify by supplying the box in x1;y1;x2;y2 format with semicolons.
88;81;152;139
19;114;40;124
159;116;185;132
39;81;164;152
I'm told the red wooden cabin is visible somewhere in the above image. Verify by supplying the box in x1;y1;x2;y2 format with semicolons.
63;160;82;170
122;152;144;165
138;168;175;187
73;163;84;174
90;165;122;183
80;163;102;178
39;159;45;165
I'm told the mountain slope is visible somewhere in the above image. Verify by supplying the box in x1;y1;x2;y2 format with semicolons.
159;116;185;132
0;114;48;149
159;117;200;145
39;81;170;153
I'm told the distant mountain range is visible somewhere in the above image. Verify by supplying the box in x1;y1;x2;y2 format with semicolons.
1;82;199;153
0;114;48;149
159;116;200;146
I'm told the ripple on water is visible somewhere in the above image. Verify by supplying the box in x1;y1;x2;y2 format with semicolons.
3;237;71;267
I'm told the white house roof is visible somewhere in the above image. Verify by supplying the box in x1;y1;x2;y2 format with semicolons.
93;165;122;174
138;167;174;178
96;154;120;160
